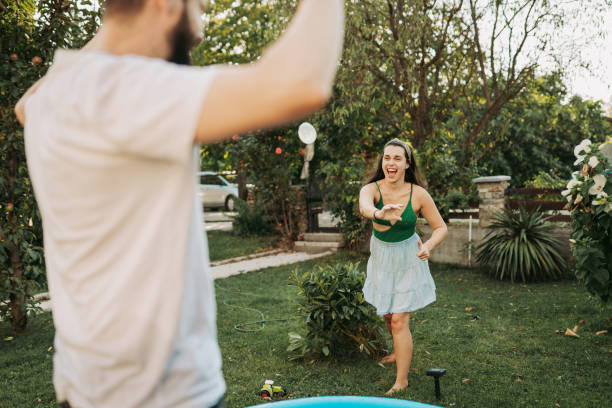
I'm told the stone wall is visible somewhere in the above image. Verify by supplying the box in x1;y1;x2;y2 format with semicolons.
416;174;572;266
472;175;510;227
418;222;572;266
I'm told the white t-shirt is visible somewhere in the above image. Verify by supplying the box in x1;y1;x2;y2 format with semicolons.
24;50;225;408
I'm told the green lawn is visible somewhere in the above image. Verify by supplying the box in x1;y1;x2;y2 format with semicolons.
1;252;610;407
207;230;279;261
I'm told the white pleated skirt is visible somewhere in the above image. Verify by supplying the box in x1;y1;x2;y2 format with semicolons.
363;233;436;315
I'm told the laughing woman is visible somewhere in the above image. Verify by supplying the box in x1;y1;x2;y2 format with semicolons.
359;138;447;395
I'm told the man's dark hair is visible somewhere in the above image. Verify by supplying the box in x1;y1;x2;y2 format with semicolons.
105;0;147;16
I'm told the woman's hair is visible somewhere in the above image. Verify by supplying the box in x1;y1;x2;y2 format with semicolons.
367;138;425;186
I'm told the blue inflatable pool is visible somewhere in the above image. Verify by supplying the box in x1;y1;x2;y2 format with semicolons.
247;396;442;408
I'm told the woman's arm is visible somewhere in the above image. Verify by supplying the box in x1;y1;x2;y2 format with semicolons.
416;188;448;260
359;183;402;222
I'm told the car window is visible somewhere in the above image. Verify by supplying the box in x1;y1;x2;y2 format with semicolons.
200;175;224;185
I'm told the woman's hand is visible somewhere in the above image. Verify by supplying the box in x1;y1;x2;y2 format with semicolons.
375;204;403;224
416;240;430;261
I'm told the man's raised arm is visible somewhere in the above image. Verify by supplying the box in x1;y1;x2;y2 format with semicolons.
194;0;345;143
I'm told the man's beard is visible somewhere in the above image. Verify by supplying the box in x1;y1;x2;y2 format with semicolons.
168;9;195;65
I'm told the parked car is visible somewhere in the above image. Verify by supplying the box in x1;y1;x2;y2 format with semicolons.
198;171;239;211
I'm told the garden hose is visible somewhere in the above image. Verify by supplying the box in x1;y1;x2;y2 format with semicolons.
215;283;301;333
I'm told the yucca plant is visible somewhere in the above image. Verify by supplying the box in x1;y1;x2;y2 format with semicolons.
476;206;568;282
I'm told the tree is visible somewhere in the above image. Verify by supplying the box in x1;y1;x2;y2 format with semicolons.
481;74;612;186
340;0;609;174
1;0;101;332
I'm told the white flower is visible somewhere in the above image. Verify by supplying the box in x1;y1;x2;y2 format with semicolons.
593;199;604;206
606;203;612;213
588;156;599;168
574;139;592;157
597;191;608;199
561;189;571;197
574;194;583;204
574;157;584;166
566;179;581;189
588;174;606;195
569;239;576;244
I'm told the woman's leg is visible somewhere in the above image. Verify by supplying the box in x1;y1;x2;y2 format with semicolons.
379;314;395;364
385;312;412;394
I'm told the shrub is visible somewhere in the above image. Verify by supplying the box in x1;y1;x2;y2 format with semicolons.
475;206;568;282
524;170;566;189
231;198;272;236
288;262;386;361
563;138;612;302
1;1;101;332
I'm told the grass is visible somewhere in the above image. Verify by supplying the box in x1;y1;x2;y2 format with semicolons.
207;230;279;261
216;254;612;408
1;251;611;407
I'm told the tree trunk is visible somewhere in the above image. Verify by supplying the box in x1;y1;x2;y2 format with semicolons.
7;148;27;332
9;240;27;333
236;161;248;201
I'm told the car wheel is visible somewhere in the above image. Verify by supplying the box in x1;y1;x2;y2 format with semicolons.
225;195;236;211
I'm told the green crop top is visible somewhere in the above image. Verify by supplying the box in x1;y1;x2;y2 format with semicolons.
372;181;417;243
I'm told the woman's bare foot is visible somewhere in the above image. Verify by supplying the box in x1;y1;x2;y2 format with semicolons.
378;353;396;364
384;381;408;395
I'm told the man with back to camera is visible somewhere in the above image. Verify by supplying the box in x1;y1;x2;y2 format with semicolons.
14;0;344;407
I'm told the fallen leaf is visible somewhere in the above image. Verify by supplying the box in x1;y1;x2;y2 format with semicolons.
555;329;564;334
565;328;580;338
579;320;586;325
457;278;462;282
554;403;560;408
572;325;579;333
36;397;42;403
465;307;473;311
461;378;470;384
47;346;53;352
596;330;608;336
4;337;13;341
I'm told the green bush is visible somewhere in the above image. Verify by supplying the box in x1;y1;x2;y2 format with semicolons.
524;170;566;189
475;206;568;282
288;262;385;360
563;138;612;302
230;198;272;236
436;188;479;221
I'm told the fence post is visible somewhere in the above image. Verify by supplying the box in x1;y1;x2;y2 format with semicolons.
472;176;511;227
